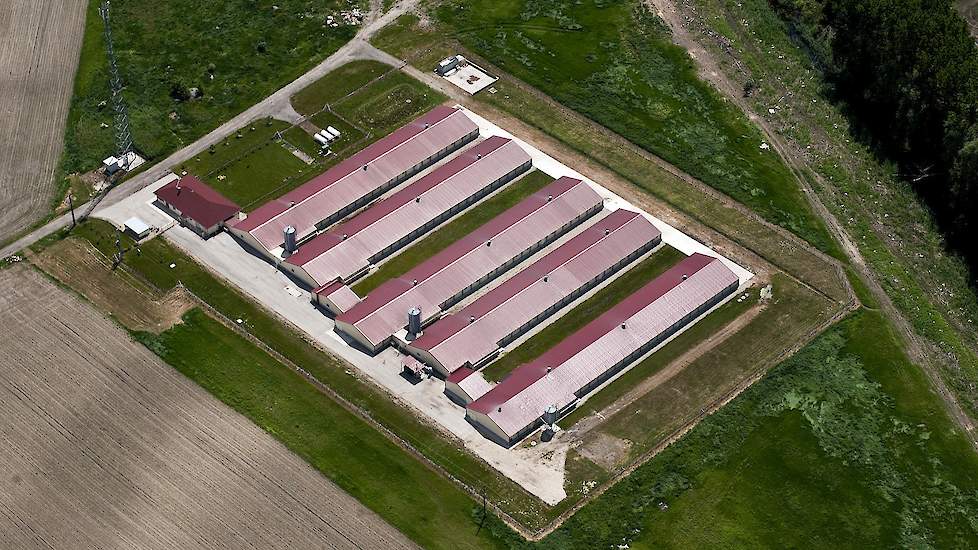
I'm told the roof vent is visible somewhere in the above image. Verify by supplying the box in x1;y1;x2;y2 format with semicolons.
486;240;491;247
412;279;418;286
543;276;548;283
546;366;552;373
497;407;502;413
621;323;627;330
477;153;482;159
469;315;476;323
363;164;369;171
416;197;421;203
342;233;348;240
424;123;430;129
547;194;553;202
682;274;688;280
289;200;296;207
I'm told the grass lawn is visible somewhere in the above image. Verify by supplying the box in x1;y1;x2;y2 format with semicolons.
431;0;837;256
281;125;325;158
62;0;356;176
352;170;554;296
560;288;756;427
290;60;393;116
333;70;446;136
134;309;506;550
177;118;311;207
482;245;686;382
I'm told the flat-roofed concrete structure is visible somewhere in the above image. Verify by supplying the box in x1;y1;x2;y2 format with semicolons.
406;209;661;376
466;253;739;446
282;137;532;289
229;106;479;261
334;177;604;353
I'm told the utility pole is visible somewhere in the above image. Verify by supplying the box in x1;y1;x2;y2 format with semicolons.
68;194;76;229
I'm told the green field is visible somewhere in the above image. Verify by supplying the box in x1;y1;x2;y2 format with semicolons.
177;118;312;207
482;245;686;382
291;60;393;116
433;0;836;255
62;0;356;176
352;170;554;296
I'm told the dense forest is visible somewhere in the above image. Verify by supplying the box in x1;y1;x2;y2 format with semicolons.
773;0;978;265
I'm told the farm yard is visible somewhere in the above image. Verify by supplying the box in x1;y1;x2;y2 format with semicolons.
0;265;416;550
0;0;88;243
25;37;863;537
6;0;978;547
174;61;445;210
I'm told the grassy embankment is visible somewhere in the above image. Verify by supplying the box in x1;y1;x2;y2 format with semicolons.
431;0;838;258
352;170;554;296
481;245;686;382
683;0;978;421
372;13;847;303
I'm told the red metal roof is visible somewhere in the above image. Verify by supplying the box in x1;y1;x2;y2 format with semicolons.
284;137;530;286
231;106;478;252
154;175;240;229
334;177;604;349
468;253;740;438
409;210;661;374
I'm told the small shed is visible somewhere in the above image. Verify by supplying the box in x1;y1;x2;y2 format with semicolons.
103;156;122;175
123;217;152;240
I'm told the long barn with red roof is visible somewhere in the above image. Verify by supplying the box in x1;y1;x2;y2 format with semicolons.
405;209;661;377
229;106;479;261
333;177;604;353
466;253;740;446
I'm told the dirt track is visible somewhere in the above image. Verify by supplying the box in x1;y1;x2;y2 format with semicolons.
0;0;88;242
0;265;417;550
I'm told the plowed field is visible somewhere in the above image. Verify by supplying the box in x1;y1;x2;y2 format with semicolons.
0;0;87;242
0;265;416;549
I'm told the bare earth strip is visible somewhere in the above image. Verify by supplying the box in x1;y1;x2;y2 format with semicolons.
0;265;417;550
0;0;87;242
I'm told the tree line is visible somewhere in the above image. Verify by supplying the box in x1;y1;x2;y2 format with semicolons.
775;0;978;266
